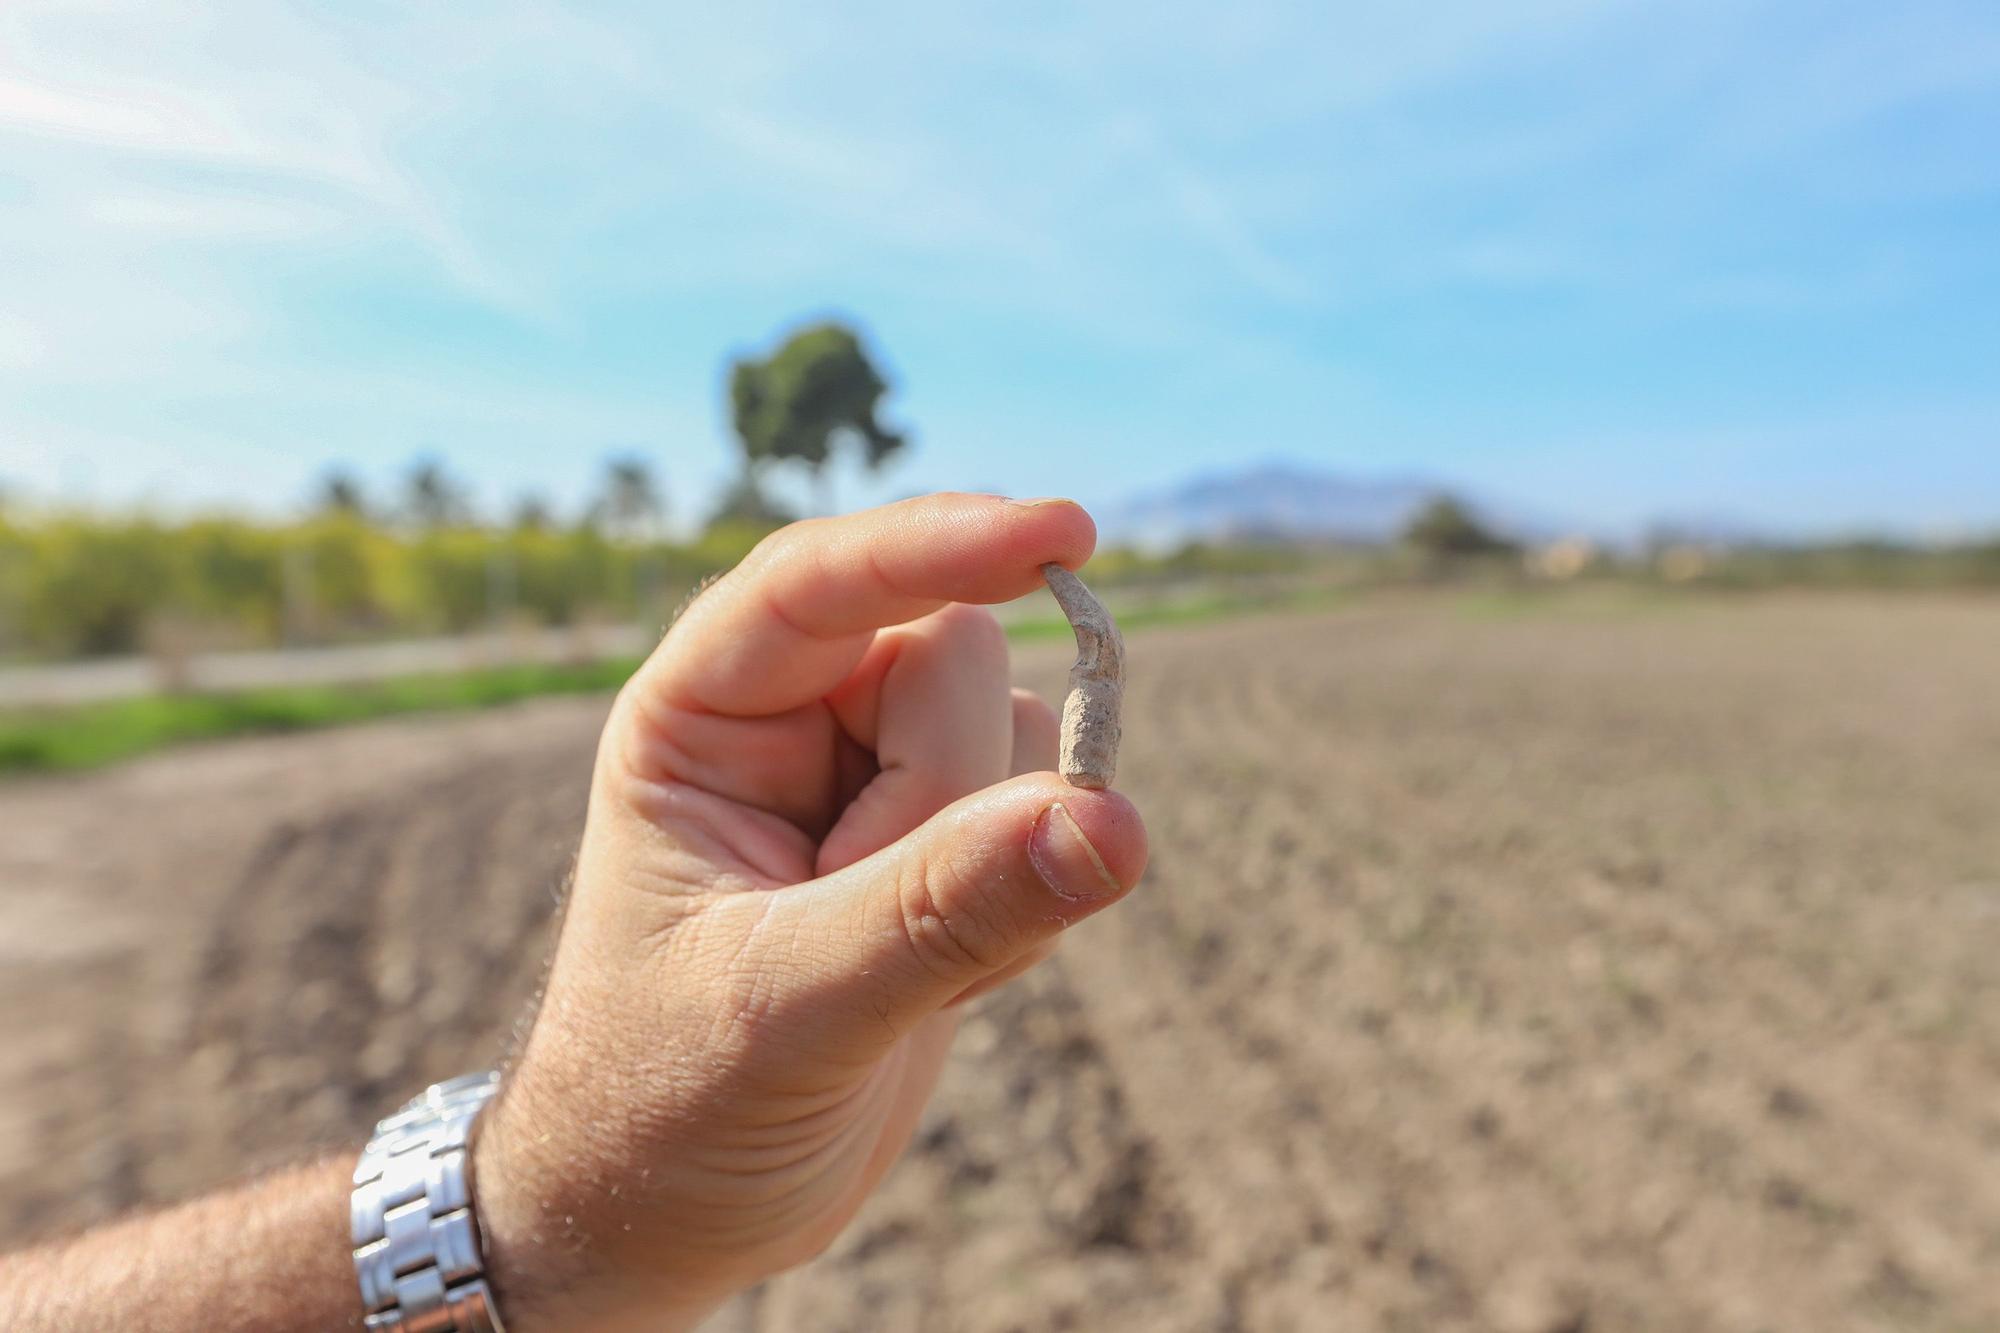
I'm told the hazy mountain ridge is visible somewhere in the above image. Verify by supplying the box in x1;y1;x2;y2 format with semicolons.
1096;462;1539;549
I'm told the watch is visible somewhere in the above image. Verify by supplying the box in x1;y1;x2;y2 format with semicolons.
351;1071;509;1332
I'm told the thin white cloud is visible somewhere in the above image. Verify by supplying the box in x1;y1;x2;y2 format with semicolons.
1094;111;1316;305
0;74;228;151
0;0;537;316
78;188;342;239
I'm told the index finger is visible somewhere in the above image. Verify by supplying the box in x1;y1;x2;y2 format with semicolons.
636;493;1095;717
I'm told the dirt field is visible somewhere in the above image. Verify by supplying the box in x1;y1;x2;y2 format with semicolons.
4;594;1997;1331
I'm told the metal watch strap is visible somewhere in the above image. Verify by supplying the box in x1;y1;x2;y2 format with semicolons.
351;1071;509;1333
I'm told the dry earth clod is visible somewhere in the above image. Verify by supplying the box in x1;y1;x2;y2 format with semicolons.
1042;563;1125;789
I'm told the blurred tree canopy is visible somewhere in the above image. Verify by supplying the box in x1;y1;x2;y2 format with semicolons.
728;321;907;512
1402;496;1516;557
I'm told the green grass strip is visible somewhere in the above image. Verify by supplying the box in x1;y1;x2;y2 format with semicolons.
0;583;1358;777
0;657;644;775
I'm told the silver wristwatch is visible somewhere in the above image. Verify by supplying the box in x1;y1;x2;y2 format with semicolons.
351;1071;510;1332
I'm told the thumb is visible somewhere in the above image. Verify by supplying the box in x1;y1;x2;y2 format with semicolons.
734;774;1147;1069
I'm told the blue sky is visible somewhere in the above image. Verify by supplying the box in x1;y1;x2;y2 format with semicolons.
2;0;1996;537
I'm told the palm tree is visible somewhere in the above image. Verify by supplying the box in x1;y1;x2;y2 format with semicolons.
511;493;555;532
705;466;796;532
599;456;664;541
316;469;367;519
405;457;466;529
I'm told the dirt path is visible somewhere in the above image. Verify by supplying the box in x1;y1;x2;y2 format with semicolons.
4;597;1997;1330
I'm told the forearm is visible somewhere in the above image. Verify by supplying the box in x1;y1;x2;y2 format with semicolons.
0;1156;358;1332
0;1127;728;1333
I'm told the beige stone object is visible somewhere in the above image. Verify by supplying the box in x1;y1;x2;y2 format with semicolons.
1041;563;1125;789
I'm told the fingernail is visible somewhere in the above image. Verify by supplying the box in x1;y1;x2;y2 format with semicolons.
1008;496;1077;510
1029;802;1122;901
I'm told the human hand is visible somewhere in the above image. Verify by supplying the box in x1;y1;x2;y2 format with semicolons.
472;493;1148;1331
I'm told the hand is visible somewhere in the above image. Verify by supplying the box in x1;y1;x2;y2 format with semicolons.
473;493;1148;1331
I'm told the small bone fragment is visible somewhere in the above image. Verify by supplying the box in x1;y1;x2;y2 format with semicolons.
1041;563;1125;789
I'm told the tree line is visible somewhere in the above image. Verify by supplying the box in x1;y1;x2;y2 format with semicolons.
1;319;913;661
0;497;751;661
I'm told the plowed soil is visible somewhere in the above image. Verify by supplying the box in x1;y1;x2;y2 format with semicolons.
4;595;1997;1331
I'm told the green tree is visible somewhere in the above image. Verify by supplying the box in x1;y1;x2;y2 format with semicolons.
24;517;176;655
727;320;907;515
1402;496;1515;557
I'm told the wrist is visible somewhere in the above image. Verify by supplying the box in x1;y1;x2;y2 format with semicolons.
471;1073;731;1333
468;1082;591;1332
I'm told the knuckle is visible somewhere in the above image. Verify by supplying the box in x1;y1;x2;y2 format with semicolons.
1014;688;1059;734
750;516;823;568
895;849;1009;982
893;602;1006;677
930;600;1006;648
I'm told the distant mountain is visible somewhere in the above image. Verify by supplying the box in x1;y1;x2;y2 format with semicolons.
1096;461;1515;550
1636;511;1775;549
